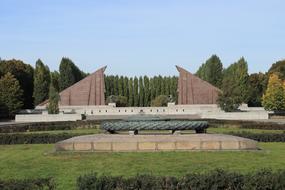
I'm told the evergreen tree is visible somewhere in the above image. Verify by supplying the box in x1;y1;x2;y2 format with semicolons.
33;59;51;105
0;73;23;117
139;76;144;107
59;57;84;91
104;75;110;98
196;55;223;88
47;85;59;114
262;74;285;111
128;78;134;106
144;76;150;106
134;77;139;106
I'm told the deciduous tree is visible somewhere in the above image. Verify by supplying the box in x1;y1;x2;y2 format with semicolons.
0;73;23;117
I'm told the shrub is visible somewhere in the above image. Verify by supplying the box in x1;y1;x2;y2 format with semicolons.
0;178;55;190
77;169;285;190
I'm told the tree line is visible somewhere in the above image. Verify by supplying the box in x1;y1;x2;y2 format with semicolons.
1;55;285;118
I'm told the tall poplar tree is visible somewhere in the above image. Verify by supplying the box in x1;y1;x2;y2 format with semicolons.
134;77;139;106
144;76;150;106
118;76;124;96
33;59;50;105
59;57;84;91
124;77;129;101
196;54;223;88
128;78;134;106
139;76;144;107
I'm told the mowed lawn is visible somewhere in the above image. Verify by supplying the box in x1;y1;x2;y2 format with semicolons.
0;143;285;189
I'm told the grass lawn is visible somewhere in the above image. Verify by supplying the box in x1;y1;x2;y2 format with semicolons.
0;143;285;189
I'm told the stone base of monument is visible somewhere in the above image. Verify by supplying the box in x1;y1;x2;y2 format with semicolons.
55;134;258;152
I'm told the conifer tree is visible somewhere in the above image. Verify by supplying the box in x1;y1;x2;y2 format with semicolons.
113;75;119;96
33;59;50;105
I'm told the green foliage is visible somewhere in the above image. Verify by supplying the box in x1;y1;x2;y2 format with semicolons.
262;74;285;111
247;72;267;107
151;95;169;107
118;76;124;96
196;54;223;88
218;57;250;112
0;178;56;190
106;95;128;107
268;59;285;80
0;59;34;108
0;73;23;118
33;59;50;105
144;76;150;106
59;57;84;91
134;77;139;106
50;71;60;92
77;169;285;190
47;85;60;114
123;77;129;100
128;78;134;106
139;76;144;107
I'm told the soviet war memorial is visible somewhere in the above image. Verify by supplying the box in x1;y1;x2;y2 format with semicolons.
1;1;285;190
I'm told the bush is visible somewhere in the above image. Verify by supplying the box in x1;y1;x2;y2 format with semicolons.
106;95;128;107
77;169;285;190
0;120;100;133
0;178;55;190
151;95;169;107
0;133;79;144
228;132;285;142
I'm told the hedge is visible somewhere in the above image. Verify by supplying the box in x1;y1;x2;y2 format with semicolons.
0;120;100;133
228;132;285;142
0;133;79;144
77;169;285;190
0;178;55;190
209;119;285;130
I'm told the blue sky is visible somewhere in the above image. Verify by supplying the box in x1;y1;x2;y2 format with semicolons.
0;0;284;76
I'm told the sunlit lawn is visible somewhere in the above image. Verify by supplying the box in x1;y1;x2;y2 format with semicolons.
0;143;285;189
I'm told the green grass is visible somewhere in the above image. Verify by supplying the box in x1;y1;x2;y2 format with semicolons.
0;143;285;189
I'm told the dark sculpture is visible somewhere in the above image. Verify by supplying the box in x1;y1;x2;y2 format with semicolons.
101;116;208;134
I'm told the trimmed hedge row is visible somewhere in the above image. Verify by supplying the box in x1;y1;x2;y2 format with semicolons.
0;131;285;145
209;119;285;130
0;133;79;144
0;120;100;133
228;132;285;142
0;178;55;190
77;169;285;190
